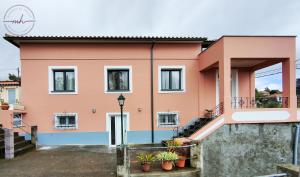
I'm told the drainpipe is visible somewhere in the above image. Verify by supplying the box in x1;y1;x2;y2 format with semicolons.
293;124;300;165
150;41;155;143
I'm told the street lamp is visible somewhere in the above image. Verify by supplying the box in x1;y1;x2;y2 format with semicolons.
118;94;125;145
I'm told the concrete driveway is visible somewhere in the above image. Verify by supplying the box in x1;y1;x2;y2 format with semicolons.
0;145;116;177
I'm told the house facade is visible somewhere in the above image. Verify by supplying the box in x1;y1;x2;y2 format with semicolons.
1;35;297;146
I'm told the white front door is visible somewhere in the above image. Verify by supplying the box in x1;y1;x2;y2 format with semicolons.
108;114;128;146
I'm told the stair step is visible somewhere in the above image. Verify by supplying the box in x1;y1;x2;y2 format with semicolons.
14;144;35;156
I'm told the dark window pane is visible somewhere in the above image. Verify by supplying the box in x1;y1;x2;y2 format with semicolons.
54;72;64;91
108;70;129;91
111;116;115;145
58;116;66;125
161;71;169;90
68;116;76;125
171;71;180;90
66;72;75;91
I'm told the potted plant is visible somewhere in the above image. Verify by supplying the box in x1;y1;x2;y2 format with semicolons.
136;153;155;172
0;99;9;110
204;109;213;118
156;151;178;171
165;140;187;168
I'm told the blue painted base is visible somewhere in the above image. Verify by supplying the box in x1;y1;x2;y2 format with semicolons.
27;130;174;146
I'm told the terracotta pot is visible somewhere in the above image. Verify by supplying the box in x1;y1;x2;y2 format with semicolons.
161;161;173;171
1;105;9;110
176;157;186;168
141;163;151;172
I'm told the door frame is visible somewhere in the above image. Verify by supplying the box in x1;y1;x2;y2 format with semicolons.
7;88;16;105
216;69;239;106
106;112;130;147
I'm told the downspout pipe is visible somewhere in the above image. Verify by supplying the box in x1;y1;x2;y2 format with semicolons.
293;124;300;165
150;41;155;143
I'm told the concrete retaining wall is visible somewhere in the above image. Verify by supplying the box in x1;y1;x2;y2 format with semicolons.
200;123;296;177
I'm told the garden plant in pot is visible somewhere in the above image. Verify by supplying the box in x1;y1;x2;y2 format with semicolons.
136;153;155;172
165;139;187;168
0;99;9;110
156;151;178;171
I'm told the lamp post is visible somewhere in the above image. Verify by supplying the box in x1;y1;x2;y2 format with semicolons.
118;94;125;145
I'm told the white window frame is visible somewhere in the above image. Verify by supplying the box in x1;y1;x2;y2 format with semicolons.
54;113;78;130
105;112;130;147
158;65;186;93
157;112;179;128
48;66;78;95
104;66;132;93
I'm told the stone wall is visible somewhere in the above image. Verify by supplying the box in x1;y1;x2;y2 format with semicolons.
200;123;297;177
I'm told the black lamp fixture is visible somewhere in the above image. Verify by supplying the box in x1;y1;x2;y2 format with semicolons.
118;94;125;145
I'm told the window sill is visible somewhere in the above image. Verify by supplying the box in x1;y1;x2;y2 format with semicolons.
105;90;132;94
49;91;78;95
55;127;77;130
159;89;185;94
158;124;178;128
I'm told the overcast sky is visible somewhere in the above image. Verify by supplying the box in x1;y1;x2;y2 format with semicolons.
1;0;300;90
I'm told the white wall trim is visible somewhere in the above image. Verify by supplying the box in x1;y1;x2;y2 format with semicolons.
156;111;180;128
158;65;186;93
105;112;130;147
232;111;290;121
53;112;78;130
194;117;225;140
104;65;133;94
48;66;78;95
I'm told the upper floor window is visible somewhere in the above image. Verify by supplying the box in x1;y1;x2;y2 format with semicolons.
104;66;132;93
48;66;78;94
159;66;185;93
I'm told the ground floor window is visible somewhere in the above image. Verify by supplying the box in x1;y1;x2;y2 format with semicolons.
54;113;78;129
157;112;179;127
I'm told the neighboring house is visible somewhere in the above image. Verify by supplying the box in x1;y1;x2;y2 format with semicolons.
0;81;20;105
1;35;297;146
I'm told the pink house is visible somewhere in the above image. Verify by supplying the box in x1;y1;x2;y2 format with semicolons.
1;35;297;146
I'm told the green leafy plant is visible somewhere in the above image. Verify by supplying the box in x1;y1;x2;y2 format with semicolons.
136;153;155;165
156;151;178;161
165;140;182;153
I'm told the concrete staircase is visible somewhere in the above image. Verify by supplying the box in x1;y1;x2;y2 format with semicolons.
175;118;213;138
0;128;35;158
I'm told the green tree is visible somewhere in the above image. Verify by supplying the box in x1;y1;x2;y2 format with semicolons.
8;73;21;82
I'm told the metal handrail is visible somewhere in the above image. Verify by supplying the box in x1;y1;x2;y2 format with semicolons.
232;96;289;109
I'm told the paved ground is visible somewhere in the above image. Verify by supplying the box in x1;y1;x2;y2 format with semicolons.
0;146;116;177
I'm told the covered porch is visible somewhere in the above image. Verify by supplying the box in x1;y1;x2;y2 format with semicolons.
198;36;296;123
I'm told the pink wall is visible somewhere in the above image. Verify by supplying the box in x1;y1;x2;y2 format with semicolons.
20;43;202;133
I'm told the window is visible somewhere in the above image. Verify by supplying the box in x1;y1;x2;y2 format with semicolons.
48;66;78;94
104;66;132;93
159;66;185;93
54;113;78;129
108;70;129;91
157;112;179;127
13;113;22;128
53;70;75;92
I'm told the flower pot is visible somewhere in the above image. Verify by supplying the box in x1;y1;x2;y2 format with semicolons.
161;161;173;171
141;163;151;172
1;105;9;110
176;157;186;168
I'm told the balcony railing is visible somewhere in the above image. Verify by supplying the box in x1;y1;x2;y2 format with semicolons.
231;97;289;109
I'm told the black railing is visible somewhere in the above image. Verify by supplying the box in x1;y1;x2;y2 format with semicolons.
297;97;300;108
204;102;224;118
232;97;289;109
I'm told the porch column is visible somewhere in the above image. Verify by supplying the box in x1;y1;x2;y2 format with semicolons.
219;57;231;119
282;57;297;120
249;71;255;99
